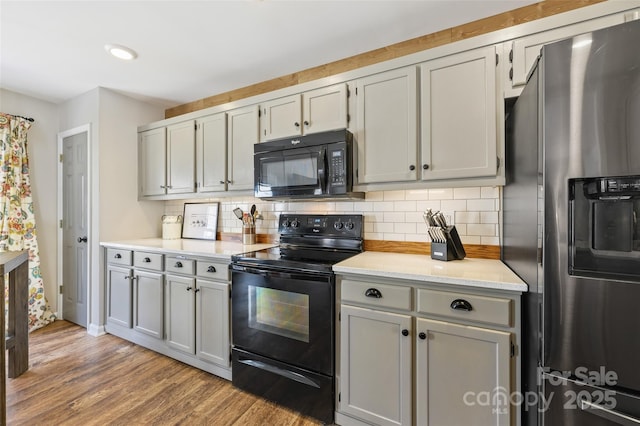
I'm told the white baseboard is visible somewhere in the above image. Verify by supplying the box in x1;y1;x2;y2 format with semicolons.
87;323;106;336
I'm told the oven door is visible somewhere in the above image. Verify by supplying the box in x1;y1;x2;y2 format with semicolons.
254;145;326;199
231;264;334;375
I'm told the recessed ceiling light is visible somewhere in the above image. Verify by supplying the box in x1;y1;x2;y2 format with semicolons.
104;44;137;60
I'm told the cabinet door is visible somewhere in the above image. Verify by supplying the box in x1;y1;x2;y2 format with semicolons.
106;265;132;328
196;279;230;367
165;274;196;354
139;127;166;197
227;105;259;191
356;67;418;184
260;94;302;141
302;84;348;135
420;46;497;181
133;270;164;339
339;305;412;426
510;13;625;88
196;113;227;192
166;121;196;194
415;318;512;426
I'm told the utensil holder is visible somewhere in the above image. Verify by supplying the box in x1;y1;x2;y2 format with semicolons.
430;225;466;261
242;224;256;245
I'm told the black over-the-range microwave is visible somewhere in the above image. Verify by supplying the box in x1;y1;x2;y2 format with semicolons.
254;129;363;200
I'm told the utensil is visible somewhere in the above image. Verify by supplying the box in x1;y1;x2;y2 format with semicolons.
250;204;256;218
233;207;243;221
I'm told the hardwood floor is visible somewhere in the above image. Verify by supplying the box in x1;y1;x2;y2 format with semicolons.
6;321;323;425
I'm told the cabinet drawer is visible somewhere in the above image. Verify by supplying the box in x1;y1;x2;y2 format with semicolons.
417;288;512;327
196;260;229;281
341;280;412;311
106;248;132;266
165;256;195;275
133;251;164;271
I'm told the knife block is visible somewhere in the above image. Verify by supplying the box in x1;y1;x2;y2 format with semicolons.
430;225;466;261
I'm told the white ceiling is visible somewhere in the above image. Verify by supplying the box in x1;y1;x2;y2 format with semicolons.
1;0;538;109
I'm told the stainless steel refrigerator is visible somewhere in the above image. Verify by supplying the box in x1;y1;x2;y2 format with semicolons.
503;19;640;426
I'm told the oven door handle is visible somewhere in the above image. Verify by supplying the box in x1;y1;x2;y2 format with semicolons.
234;265;296;280
238;358;321;389
232;264;330;281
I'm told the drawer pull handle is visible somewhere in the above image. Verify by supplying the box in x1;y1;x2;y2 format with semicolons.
207;266;216;273
114;253;122;259
143;257;151;263
175;261;183;268
365;288;382;298
450;299;473;311
419;332;427;340
401;329;409;337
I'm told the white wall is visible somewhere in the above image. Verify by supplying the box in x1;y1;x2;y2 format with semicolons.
0;89;60;315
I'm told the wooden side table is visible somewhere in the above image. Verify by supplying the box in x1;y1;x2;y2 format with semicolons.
1;250;29;424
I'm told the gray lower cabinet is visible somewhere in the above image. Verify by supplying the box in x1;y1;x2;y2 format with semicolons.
165;272;230;368
106;248;133;328
339;305;412;426
336;276;520;426
132;269;164;339
103;247;232;379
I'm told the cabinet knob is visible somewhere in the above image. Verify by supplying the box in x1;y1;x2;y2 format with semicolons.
401;329;409;337
195;288;200;293
304;120;310;126
450;299;473;311
220;180;225;184
207;265;216;273
143;257;151;263
409;165;416;171
175;261;183;268
186;287;192;292
114;253;122;259
364;288;382;298
419;332;427;340
294;122;300;128
423;164;429;170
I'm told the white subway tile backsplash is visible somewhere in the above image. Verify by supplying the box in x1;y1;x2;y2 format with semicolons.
163;184;501;247
467;199;495;211
383;190;406;201
428;188;453;200
453;187;480;199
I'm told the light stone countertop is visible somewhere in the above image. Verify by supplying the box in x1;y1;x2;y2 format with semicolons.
333;251;527;292
100;238;275;260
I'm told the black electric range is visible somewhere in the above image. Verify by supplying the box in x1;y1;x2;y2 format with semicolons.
229;213;363;424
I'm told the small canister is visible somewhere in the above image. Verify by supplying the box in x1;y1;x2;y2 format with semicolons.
162;215;183;239
242;224;256;245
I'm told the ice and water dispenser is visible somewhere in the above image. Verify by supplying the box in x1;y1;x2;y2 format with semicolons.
570;176;640;281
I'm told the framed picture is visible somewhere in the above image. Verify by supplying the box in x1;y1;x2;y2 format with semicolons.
182;202;219;240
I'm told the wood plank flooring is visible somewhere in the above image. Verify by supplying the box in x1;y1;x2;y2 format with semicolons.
6;321;323;425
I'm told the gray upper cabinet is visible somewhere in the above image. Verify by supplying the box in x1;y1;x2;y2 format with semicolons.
166;121;196;194
355;66;419;184
139;127;166;197
196;112;227;193
420;45;498;181
260;84;348;142
138;121;196;198
227;104;259;191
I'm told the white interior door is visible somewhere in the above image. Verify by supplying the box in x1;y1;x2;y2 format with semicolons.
60;129;89;327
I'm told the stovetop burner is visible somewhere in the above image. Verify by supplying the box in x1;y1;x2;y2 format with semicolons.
231;214;364;273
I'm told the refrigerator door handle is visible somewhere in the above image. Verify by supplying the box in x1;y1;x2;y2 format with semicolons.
580;399;640;425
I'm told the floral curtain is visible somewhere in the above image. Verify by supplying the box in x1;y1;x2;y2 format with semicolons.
1;113;56;332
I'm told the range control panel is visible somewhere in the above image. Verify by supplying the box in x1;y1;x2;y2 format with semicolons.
279;214;363;238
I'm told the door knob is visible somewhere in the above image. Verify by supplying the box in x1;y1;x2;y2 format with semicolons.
77;236;88;243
